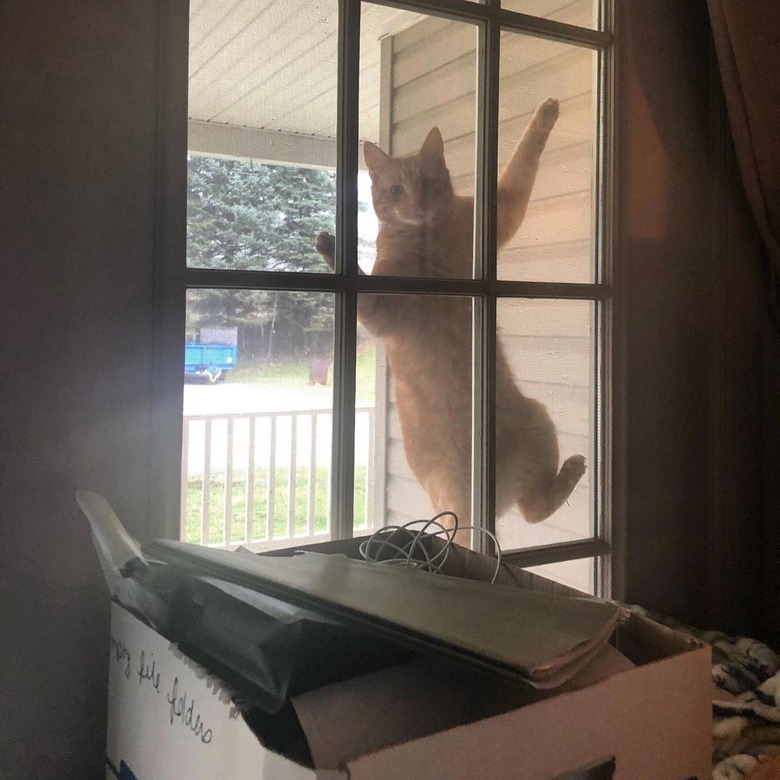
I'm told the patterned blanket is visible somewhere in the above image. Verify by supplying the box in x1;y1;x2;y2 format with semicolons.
629;606;780;779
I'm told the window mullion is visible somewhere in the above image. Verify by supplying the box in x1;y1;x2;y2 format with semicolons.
182;267;609;300
153;0;190;540
330;0;362;541
596;0;618;599
471;15;500;553
360;0;609;49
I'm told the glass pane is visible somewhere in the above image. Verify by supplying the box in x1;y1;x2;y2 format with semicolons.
181;289;336;549
360;8;478;279
525;558;595;595
498;33;597;283
187;0;338;272
501;0;600;30
187;157;336;272
494;299;594;550
353;326;380;535
359;294;474;539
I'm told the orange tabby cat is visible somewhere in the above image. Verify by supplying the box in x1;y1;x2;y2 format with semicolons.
317;98;585;531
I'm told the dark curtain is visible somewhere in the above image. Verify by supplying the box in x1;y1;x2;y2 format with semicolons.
616;0;777;639
707;0;780;322
706;1;780;645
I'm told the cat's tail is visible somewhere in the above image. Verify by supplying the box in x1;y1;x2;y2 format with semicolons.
519;454;586;523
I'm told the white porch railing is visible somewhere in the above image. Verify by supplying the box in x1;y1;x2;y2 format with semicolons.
181;405;376;551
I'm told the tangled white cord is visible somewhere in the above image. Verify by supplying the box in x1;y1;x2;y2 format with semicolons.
358;512;503;585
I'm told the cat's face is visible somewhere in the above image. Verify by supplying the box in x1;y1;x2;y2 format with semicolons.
364;128;454;228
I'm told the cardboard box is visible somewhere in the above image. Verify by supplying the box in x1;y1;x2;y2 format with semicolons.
105;542;712;780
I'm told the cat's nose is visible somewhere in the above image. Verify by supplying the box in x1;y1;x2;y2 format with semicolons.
409;198;425;218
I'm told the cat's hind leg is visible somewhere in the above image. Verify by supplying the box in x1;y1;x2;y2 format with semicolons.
435;506;472;549
424;482;473;548
518;454;586;524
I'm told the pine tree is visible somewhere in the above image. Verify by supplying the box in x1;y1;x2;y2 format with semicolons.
186;157;337;362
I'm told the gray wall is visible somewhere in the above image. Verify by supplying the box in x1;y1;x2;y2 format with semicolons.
0;2;160;777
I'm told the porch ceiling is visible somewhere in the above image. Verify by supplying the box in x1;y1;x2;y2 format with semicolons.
188;0;424;165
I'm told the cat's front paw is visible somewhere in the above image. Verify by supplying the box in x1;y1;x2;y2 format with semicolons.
315;231;336;271
535;98;560;131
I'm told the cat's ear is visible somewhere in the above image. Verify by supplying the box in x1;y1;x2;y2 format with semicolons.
363;141;390;173
420;127;444;161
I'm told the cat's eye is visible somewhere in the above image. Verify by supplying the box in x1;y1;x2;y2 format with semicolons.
389;184;405;196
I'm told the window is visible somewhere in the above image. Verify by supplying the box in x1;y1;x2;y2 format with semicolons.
162;0;613;596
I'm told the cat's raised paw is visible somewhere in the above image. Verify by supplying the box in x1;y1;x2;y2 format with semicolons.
536;98;560;130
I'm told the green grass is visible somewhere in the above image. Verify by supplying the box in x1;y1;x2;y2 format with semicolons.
185;464;368;546
354;343;377;405
231;360;310;385
229;341;377;404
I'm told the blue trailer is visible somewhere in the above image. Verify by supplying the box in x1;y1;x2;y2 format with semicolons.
184;343;238;383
